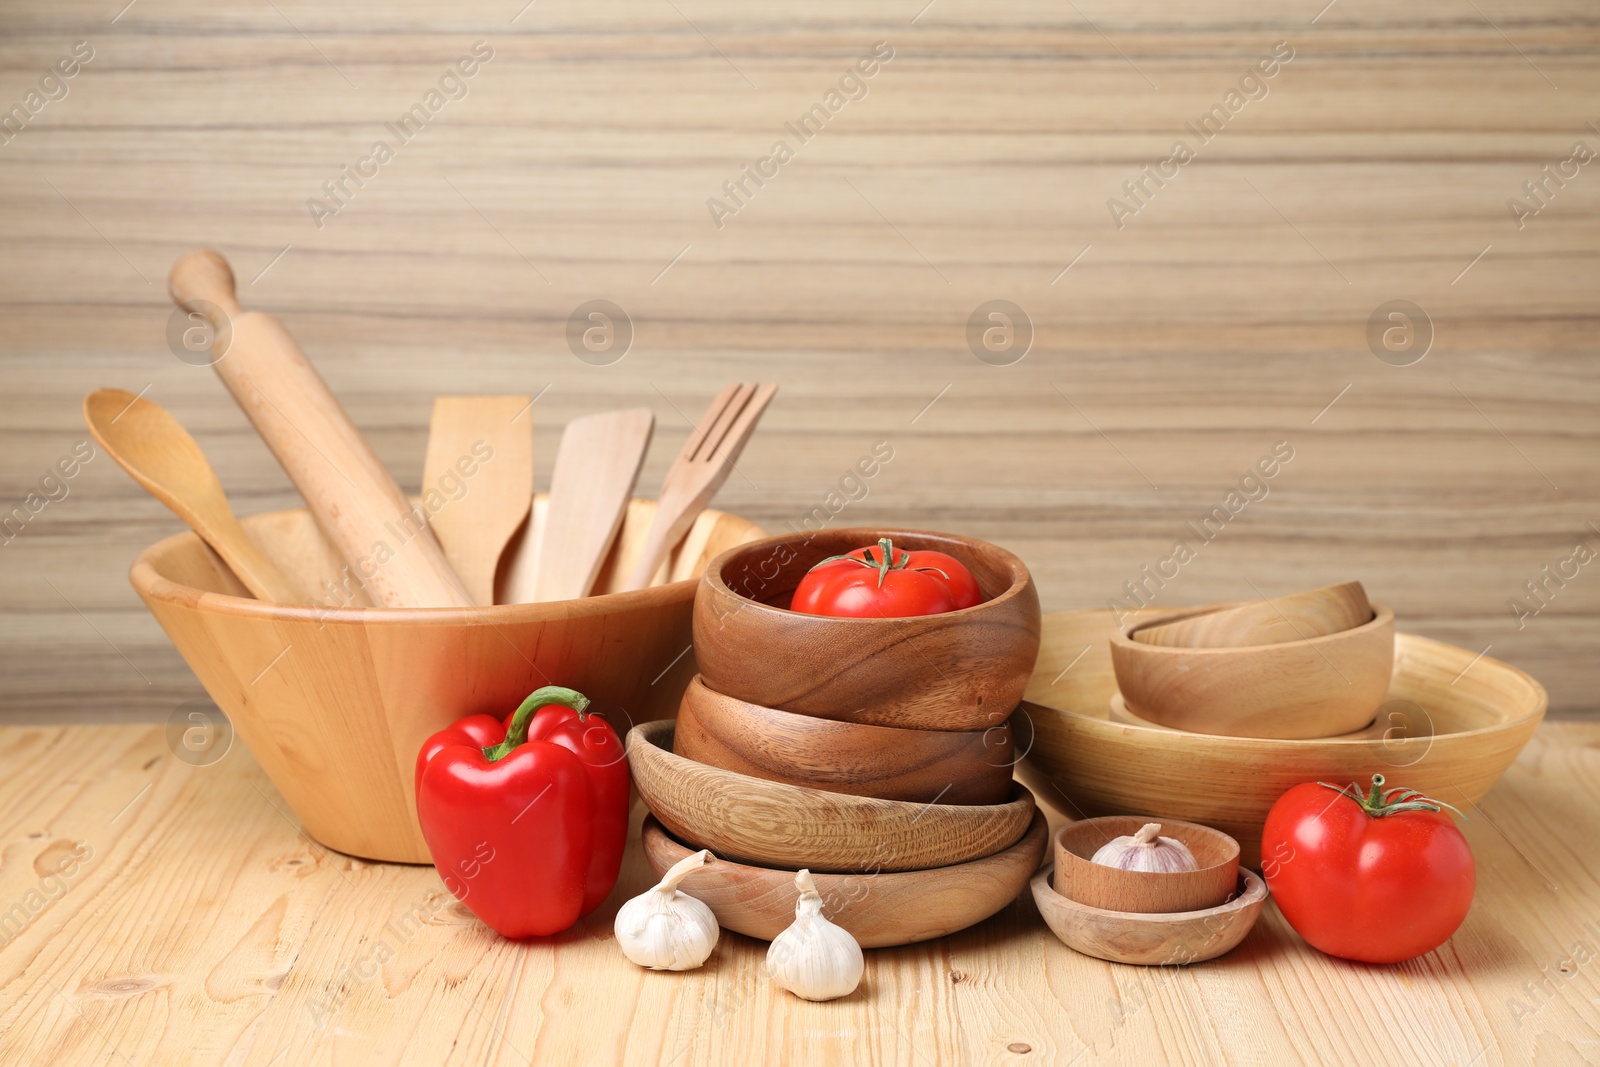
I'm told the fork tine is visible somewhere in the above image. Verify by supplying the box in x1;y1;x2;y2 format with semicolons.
709;382;776;461
692;381;756;463
683;382;746;463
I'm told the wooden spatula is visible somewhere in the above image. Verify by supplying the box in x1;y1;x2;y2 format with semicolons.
623;382;776;591
502;408;655;603
421;396;534;606
168;249;473;608
83;388;299;603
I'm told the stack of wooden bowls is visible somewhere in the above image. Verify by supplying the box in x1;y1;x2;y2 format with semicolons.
626;527;1048;948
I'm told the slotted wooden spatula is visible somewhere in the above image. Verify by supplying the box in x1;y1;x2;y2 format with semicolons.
502;408;656;603
623;382;776;591
421;396;534;606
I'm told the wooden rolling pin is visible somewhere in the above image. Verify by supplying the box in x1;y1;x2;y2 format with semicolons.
168;249;473;609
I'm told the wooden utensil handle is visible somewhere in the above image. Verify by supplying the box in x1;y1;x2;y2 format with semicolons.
168;250;472;609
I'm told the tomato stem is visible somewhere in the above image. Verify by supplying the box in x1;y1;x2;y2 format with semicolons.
482;686;590;763
1316;773;1465;819
809;537;951;589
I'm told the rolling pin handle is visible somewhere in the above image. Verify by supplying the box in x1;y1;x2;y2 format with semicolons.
169;249;244;319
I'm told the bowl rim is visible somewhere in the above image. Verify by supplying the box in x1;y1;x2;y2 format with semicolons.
129;504;739;625
699;525;1035;624
1032;864;1267;923
1113;602;1395;656
1030;630;1548;748
1054;815;1241;877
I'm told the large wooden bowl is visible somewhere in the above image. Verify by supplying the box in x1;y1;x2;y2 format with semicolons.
626;720;1036;872
1032;866;1267;966
131;499;765;864
642;812;1048;948
1110;604;1396;739
1021;609;1547;867
674;676;1015;804
692;527;1041;731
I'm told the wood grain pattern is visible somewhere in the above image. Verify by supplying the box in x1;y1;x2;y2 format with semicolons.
672;674;1014;804
641;812;1048;949
1054;816;1240;915
1032;866;1268;967
130;502;765;863
693;527;1041;730
627;719;1035;873
1133;581;1372;648
1111;602;1396;738
420;395;532;606
1022;608;1546;866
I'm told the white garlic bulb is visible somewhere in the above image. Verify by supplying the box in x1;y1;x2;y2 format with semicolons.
767;870;863;1002
1090;823;1198;873
615;849;719;970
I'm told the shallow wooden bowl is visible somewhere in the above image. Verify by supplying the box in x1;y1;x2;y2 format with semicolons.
1020;608;1547;867
692;527;1041;731
642;811;1048;947
1031;865;1266;966
130;499;765;864
627;719;1036;872
1108;692;1379;740
674;676;1015;804
1110;604;1395;739
1132;582;1372;648
1054;816;1239;914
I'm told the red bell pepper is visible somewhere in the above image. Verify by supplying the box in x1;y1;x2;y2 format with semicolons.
414;686;630;939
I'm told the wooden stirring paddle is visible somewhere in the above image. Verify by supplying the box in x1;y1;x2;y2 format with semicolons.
623;383;776;591
84;388;299;603
421;396;534;606
168;250;472;608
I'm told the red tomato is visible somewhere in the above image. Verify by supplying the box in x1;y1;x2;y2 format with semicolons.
790;537;983;618
1262;774;1474;964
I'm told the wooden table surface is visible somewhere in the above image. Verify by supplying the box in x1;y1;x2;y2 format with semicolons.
2;0;1598;1063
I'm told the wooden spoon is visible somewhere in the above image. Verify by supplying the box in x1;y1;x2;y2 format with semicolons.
623;383;776;591
83;388;299;603
421;396;534;606
168;249;472;608
1132;581;1372;648
502;408;655;603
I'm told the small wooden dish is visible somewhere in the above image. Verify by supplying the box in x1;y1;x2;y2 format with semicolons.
674;675;1015;804
1053;816;1239;914
641;811;1048;948
1132;582;1372;648
1110;604;1395;739
626;719;1036;872
1108;692;1378;740
1031;865;1266;966
692;527;1041;731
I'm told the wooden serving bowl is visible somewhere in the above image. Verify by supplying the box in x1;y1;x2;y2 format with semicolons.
1031;865;1267;966
674;676;1015;804
1020;608;1547;867
131;499;765;864
1110;604;1396;739
1132;581;1372;648
692;527;1041;731
641;811;1048;948
626;720;1036;872
1053;816;1239;914
1108;692;1379;740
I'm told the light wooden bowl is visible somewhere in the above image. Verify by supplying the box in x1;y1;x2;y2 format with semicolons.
1110;604;1395;739
1032;865;1267;966
130;499;766;864
1053;816;1239;914
626;719;1036;872
1020;608;1547;867
1132;582;1372;648
1108;692;1379;740
642;811;1048;947
674;676;1015;804
692;527;1041;731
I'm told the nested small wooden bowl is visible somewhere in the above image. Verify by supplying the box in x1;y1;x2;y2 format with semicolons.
1132;582;1372;648
131;500;764;863
1053;816;1240;914
1110;604;1395;739
1032;866;1267;966
626;719;1036;872
692;527;1041;731
1108;692;1379;740
674;676;1015;804
642;811;1048;948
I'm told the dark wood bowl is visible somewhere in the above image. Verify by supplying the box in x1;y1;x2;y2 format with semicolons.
692;527;1041;731
674;675;1015;804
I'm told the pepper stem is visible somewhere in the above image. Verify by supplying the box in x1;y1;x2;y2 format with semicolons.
482;686;590;763
1316;773;1466;819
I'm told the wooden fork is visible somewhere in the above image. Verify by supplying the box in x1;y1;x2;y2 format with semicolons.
623;382;777;590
